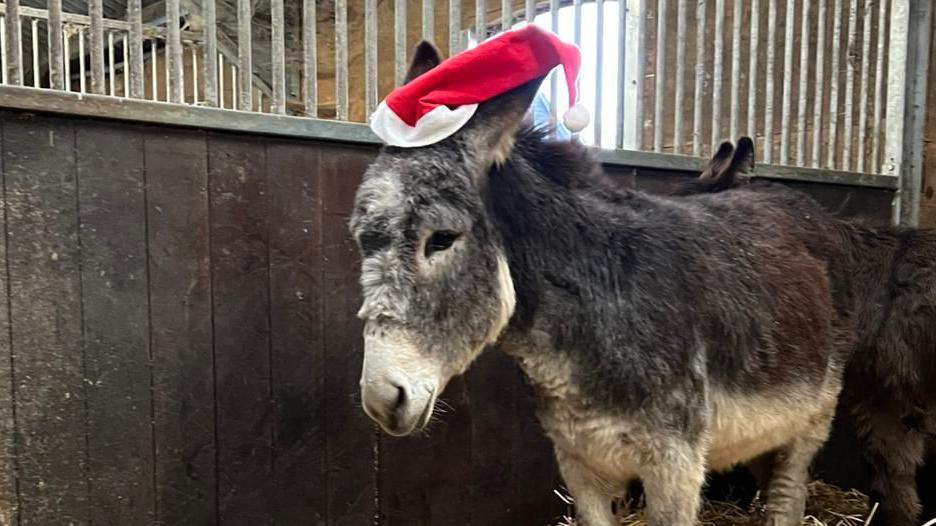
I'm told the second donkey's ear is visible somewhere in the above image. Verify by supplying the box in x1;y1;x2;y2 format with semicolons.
699;141;736;182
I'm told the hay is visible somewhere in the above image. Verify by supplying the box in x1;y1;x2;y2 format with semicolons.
555;481;873;526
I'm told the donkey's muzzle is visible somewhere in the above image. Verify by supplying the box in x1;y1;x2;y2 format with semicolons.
359;334;439;436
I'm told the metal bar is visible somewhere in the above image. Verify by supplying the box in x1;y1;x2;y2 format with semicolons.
893;0;931;225
303;0;316;115
201;0;217;105
842;0;858;170
712;0;725;150
574;0;583;45
653;0;667;152
394;0;405;85
811;0;825;167
616;0;627;149
884;0;908;177
526;0;535;22
271;0;286;114
827;0;843;168
631;0;646;150
692;0;706;156
748;0;759;137
231;63;237;108
30;18;38;87
335;0;348;119
424;0;436;39
555;0;564;121
129;0;144;98
192;46;198;103
796;0;810;166
79;27;86;93
63;29;69;90
48;0;63;89
4;0;20;85
729;0;742;141
870;0;887;172
673;0;689;153
477;0;486;40
502;0;512;29
218;52;224;107
150;39;157;101
89;0;104;93
108;31;115;96
122;33;128;96
779;0;794;164
0;18;5;85
364;0;377;116
856;0;873;172
450;0;461;54
236;0;251;110
764;0;777;163
167;0;183;103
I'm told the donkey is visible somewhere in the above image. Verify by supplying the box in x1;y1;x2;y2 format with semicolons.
683;137;936;526
351;43;849;526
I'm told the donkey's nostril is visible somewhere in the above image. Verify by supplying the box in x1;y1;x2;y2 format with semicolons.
392;385;407;412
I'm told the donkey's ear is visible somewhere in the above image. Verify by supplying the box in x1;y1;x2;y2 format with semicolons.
699;141;735;182
461;76;546;170
732;136;755;175
403;41;443;84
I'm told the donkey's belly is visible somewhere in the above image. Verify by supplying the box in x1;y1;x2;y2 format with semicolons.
705;386;834;471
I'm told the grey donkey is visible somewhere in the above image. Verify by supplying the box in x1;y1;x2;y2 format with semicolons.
350;43;850;526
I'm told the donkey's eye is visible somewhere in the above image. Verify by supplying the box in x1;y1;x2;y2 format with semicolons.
425;231;461;257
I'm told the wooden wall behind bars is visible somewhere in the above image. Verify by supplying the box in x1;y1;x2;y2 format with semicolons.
0;109;908;525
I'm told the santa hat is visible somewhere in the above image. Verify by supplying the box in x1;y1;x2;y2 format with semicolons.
369;25;589;148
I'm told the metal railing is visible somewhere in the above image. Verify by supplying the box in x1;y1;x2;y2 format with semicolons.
0;0;923;180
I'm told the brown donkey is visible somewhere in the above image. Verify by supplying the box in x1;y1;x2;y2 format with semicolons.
684;137;936;526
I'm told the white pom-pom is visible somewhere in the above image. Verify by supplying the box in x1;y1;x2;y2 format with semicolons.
562;103;590;133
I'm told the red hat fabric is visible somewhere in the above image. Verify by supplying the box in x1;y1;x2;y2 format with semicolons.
370;25;589;147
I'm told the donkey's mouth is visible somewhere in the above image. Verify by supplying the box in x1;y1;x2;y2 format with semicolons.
415;390;437;431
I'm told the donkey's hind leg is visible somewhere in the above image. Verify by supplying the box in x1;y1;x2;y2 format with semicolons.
764;408;835;526
855;404;925;526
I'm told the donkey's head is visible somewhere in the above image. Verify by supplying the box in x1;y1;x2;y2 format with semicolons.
350;42;543;436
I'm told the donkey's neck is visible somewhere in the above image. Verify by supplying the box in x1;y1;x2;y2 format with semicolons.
484;131;646;343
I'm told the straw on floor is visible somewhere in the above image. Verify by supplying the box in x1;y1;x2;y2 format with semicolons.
555;481;875;526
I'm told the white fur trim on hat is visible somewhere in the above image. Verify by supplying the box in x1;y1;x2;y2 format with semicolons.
369;101;479;148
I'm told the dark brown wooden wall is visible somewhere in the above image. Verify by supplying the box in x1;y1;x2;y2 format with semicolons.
0;109;898;526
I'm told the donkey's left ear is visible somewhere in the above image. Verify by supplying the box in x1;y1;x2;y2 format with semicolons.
460;76;546;170
403;41;443;85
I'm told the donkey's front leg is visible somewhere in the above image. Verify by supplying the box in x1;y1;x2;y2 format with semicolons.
555;449;616;526
640;441;706;526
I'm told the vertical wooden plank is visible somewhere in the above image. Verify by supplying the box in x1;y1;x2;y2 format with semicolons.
203;0;219;107
271;0;286;115
4;0;21;86
827;0;844;168
302;0;317;116
394;0;406;86
89;0;105;94
379;377;472;525
167;0;184;104
76;123;154;524
842;0;859;170
711;0;725;149
796;0;811;166
364;0;378;117
128;0;145;99
748;0;760;137
653;0;666;152
146;131;216;525
779;0;795;163
765;0;777;163
320;145;375;525
730;0;742;141
674;0;687;153
510;366;563;524
468;352;518;524
0;113;18;526
266;141;327;523
236;0;252;111
48;0;64;90
209;136;272;523
335;0;348;119
4;114;86;525
856;0;873;172
692;0;707;155
812;0;826;167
